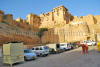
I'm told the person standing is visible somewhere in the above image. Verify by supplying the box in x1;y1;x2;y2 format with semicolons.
97;42;100;52
85;43;88;55
82;43;85;55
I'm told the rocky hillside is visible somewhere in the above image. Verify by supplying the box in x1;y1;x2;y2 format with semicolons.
0;21;40;46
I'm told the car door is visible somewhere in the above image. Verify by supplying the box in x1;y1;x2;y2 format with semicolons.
39;47;45;55
35;47;40;55
67;43;70;49
32;47;35;53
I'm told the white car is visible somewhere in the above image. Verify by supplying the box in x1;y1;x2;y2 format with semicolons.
46;43;63;53
90;40;96;45
86;41;93;46
32;46;49;56
81;40;96;46
60;43;71;51
86;40;96;46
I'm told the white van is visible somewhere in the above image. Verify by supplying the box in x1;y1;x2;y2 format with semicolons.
46;43;62;53
32;46;49;56
60;43;71;51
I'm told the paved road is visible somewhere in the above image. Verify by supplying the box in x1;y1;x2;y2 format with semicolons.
1;46;100;67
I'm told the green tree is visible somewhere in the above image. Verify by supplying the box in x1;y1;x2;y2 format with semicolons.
37;28;48;43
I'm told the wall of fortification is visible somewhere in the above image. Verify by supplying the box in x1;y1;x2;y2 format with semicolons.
42;21;90;43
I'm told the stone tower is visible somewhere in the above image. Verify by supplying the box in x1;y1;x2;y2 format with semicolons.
52;5;71;24
26;13;40;31
0;10;13;23
0;10;4;22
40;5;73;28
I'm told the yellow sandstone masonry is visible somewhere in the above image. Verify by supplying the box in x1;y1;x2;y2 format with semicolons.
0;5;100;45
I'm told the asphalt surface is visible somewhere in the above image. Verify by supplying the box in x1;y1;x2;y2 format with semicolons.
0;46;100;67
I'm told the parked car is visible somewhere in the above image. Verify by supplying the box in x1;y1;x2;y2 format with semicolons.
89;40;96;45
24;49;37;61
48;48;56;54
46;43;62;53
86;40;96;46
70;42;78;49
80;40;96;46
32;46;49;57
60;43;72;51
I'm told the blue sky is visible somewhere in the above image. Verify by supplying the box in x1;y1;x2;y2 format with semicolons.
0;0;100;19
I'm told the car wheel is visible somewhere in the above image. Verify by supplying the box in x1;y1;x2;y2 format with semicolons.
24;56;27;61
32;56;35;60
40;53;43;57
51;49;56;54
64;48;66;51
45;54;48;56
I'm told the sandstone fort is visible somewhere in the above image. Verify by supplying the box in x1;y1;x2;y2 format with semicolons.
0;5;100;46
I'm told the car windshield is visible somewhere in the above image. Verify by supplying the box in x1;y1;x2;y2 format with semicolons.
24;50;32;53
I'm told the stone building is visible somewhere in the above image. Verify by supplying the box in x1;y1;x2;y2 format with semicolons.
26;13;41;31
0;5;100;46
16;17;23;22
0;10;13;23
0;10;4;22
40;5;100;43
40;5;73;28
42;21;90;43
0;11;40;46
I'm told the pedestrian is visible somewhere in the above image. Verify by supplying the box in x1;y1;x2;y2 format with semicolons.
82;43;85;55
85;43;88;55
97;42;100;52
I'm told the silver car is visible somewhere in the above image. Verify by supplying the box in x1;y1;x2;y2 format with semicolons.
32;46;49;57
